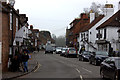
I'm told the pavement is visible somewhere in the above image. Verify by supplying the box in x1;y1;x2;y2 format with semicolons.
2;51;39;80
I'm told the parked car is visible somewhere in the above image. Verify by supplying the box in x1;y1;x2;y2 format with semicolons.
78;51;91;61
100;57;120;80
64;47;77;57
55;47;62;54
45;44;53;54
60;48;68;56
89;51;109;66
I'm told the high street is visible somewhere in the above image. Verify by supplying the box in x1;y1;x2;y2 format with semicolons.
18;51;102;80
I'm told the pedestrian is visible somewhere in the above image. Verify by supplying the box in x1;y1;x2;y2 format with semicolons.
22;50;29;72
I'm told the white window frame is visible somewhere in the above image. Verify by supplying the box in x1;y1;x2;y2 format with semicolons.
16;18;18;32
10;13;12;30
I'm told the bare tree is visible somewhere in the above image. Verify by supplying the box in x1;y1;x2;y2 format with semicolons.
83;2;105;15
55;35;66;47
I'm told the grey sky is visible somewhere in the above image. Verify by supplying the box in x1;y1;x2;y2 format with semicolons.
14;0;119;37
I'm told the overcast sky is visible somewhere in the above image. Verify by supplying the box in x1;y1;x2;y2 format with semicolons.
14;0;119;37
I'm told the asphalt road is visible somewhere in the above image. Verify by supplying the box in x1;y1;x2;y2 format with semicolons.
19;51;102;80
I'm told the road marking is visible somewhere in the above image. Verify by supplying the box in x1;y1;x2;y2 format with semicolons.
75;68;80;73
34;63;41;72
82;68;92;73
80;75;83;80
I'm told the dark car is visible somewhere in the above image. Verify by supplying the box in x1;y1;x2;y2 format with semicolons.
64;47;77;57
100;57;120;80
78;51;91;61
60;48;68;56
89;51;109;66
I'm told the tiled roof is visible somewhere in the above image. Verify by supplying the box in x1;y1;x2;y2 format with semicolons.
80;15;104;32
96;10;120;30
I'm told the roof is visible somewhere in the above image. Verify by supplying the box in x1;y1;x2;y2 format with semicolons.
96;10;120;30
80;15;104;32
32;29;39;32
69;18;80;25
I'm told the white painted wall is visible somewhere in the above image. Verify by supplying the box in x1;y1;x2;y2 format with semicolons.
107;27;119;41
98;27;120;51
0;42;1;64
15;26;29;42
89;12;114;51
78;31;89;51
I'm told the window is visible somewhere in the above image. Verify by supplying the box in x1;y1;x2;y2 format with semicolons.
104;29;106;39
10;13;12;30
16;18;18;32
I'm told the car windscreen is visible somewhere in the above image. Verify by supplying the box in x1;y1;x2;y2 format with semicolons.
96;51;108;56
115;59;120;69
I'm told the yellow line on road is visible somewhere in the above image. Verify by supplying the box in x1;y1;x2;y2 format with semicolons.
34;63;41;72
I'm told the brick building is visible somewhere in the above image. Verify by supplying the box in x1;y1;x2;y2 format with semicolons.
1;2;20;71
66;13;90;49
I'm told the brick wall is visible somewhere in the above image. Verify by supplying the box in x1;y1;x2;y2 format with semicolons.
0;12;2;42
0;12;2;64
2;12;9;72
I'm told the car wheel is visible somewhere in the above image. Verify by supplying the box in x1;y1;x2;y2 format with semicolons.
100;69;105;79
94;60;98;66
81;57;84;61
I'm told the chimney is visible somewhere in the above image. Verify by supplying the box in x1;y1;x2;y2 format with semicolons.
118;1;120;10
90;10;95;23
103;4;114;16
30;25;33;30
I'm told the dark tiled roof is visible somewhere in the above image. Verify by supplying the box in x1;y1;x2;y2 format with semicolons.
96;10;120;30
32;29;39;32
80;15;104;32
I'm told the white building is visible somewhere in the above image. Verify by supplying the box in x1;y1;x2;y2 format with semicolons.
88;4;114;52
15;26;31;46
96;10;120;52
